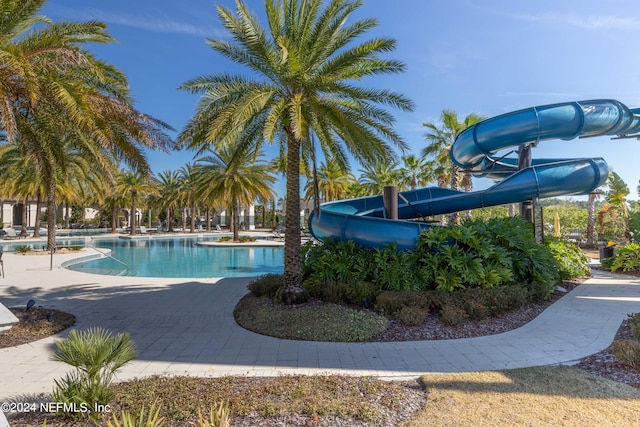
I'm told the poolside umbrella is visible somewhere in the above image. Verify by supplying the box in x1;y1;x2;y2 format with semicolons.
553;212;561;238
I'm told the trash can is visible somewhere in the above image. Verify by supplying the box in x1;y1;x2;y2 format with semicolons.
599;244;615;260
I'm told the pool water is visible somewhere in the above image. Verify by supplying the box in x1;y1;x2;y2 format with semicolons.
65;236;284;278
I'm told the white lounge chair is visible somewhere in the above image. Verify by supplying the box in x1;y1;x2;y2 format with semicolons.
215;225;223;233
3;229;20;239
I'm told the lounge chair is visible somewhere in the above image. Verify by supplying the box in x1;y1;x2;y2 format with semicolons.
215;225;223;233
139;226;148;234
3;229;19;239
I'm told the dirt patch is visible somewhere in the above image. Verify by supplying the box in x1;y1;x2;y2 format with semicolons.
0;307;76;348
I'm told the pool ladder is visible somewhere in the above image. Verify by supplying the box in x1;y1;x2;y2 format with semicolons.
87;245;129;276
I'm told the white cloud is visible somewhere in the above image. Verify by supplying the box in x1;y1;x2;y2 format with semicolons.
49;6;223;38
513;12;640;30
97;11;223;37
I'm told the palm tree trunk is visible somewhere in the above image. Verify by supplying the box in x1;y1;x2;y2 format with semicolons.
47;180;57;250
279;130;306;304
130;192;137;236
190;202;196;232
586;192;597;246
33;194;42;238
64;203;70;229
21;197;28;237
111;205;118;232
168;208;174;232
449;164;461;225
232;202;239;241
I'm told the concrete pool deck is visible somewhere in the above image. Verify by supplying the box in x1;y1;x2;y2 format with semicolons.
1;249;640;401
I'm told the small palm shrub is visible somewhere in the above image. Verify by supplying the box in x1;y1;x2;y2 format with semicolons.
15;245;31;253
52;328;137;420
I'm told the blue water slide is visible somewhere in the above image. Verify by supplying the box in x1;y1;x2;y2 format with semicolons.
308;99;640;250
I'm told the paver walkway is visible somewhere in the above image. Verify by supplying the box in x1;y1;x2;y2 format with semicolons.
1;249;639;400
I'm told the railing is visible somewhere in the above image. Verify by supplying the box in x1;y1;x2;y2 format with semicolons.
86;244;129;275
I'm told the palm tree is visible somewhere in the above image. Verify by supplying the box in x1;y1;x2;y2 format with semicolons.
422;110;484;225
605;171;631;242
586;188;604;246
358;158;403;196
194;142;276;242
178;0;412;300
155;170;182;232
117;170;158;236
399;154;433;190
1;0;174;249
303;159;355;202
178;163;199;233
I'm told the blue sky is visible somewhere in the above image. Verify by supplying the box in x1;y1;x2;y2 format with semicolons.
42;0;640;200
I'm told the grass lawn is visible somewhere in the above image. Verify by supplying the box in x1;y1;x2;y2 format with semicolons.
405;366;640;427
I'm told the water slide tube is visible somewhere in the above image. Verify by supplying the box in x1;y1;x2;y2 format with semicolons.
308;100;640;250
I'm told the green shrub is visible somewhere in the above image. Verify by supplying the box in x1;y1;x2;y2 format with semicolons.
397;305;429;326
58;245;83;251
306;280;378;306
375;291;429;315
15;245;31;253
611;313;640;372
628;313;640;341
248;274;283;298
439;304;468;327
303;239;375;284
415;217;559;298
601;243;640;273
218;236;232;242
545;238;591;279
239;236;256;242
372;243;421;291
611;339;640;370
52;328;137;420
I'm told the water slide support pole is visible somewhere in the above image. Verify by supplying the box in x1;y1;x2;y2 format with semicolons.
383;186;398;220
518;143;534;222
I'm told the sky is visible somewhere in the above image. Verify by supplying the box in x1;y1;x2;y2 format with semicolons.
41;0;640;200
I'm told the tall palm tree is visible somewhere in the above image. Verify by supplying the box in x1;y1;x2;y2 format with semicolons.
178;0;413;299
605;171;631;242
155;170;182;232
358;158;403;196
303;159;355;202
117;170;158;236
1;0;174;249
194;142;276;242
586;188;604;246
399;154;433;190
422;110;484;225
178;163;199;233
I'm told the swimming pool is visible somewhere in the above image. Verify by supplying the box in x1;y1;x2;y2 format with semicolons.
65;236;284;278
